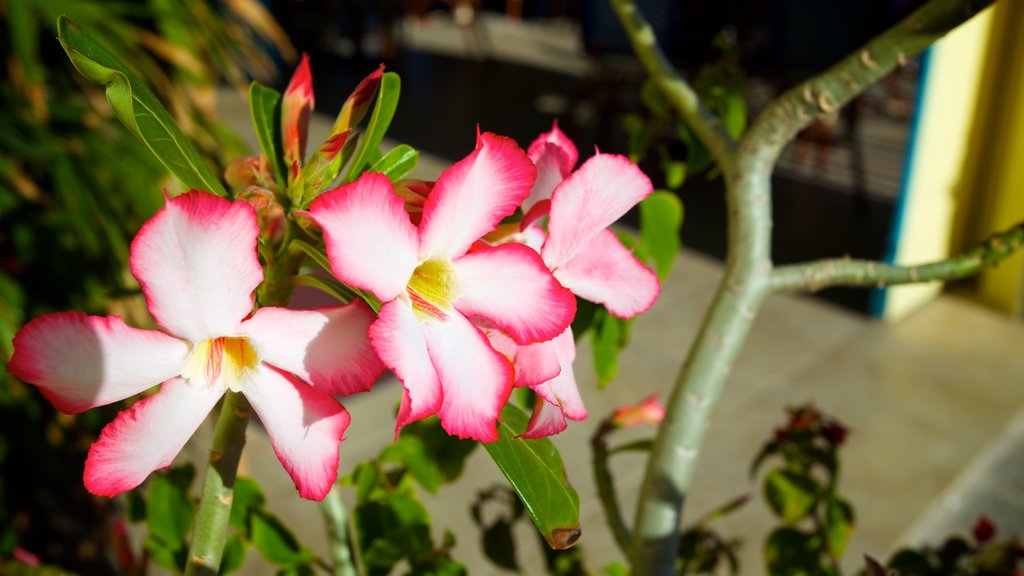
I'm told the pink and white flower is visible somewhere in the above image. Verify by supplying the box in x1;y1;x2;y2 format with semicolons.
7;191;383;500
308;131;576;442
499;123;661;437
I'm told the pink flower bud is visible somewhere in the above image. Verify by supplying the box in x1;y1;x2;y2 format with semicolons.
611;394;666;428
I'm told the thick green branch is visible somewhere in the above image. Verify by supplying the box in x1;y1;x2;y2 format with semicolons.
745;0;996;159
771;222;1024;292
609;0;737;169
184;392;250;576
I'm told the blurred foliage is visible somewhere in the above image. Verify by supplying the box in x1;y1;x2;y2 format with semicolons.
753;405;854;576
866;516;1024;575
0;0;292;572
342;417;474;576
623;29;746;189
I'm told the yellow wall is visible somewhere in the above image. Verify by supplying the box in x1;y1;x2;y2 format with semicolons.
881;7;995;320
954;0;1024;315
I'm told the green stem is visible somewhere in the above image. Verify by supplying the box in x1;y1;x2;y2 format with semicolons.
591;421;632;554
609;0;737;169
771;222;1024;292
321;485;359;576
184;392;251;576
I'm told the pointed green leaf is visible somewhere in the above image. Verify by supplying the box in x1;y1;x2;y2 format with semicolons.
57;16;227;196
825;496;855;557
764;527;821;576
146;464;195;550
483;404;580;550
371;144;419;181
219;535;247;575
763;470;818;523
639;191;683;280
229;476;266;532
251;510;313;567
591;309;632;388
249;82;286;187
342;72;400;183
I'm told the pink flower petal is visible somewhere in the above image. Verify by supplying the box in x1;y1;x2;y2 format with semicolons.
239;303;384;396
419;132;535;260
527;120;578;171
308;173;420;301
453;243;575;345
369;300;442;433
553;229;660;318
521;397;567;439
84;378;223;496
522;329;585;438
523;142;570;213
244;366;350;501
542;154;653;269
8;312;188;413
479;322;561;388
423;311;513;442
130;191;262;342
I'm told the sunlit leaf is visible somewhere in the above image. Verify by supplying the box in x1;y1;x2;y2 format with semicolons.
249;82;285;187
483;404;580;550
825;496;855;557
370;144;419;181
57;16;227;196
763;470;818;523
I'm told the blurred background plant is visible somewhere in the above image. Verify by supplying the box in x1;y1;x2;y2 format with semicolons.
0;1;293;572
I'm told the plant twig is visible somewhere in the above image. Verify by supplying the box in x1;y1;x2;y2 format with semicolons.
746;0;996;164
771;222;1024;292
321;484;359;576
609;0;738;170
591;420;633;554
184;392;251;576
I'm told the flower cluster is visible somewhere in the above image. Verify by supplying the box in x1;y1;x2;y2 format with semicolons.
6;61;661;501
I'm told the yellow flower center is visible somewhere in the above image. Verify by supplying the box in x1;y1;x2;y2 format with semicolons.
406;259;459;321
181;336;258;392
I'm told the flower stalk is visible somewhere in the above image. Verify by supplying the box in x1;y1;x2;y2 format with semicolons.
184;391;251;576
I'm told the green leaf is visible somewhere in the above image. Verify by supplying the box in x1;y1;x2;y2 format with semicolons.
763;470;818;523
343;72;400;183
763;527;821;576
602;562;630;576
146;464;195;550
825;496;855;557
384;417;476;493
144;534;188;573
229;476;266;532
251;510;312;567
591;309;630;388
249;82;286;187
220;535;247;575
483;404;580;550
638;191;683;280
56;16;227;196
370;144;419;181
